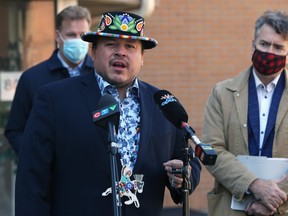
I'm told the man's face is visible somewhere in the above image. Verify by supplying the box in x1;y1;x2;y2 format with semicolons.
252;23;288;78
254;23;288;57
56;18;90;54
91;37;144;90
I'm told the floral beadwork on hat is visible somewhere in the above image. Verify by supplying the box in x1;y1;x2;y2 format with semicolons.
102;13;144;35
81;11;157;49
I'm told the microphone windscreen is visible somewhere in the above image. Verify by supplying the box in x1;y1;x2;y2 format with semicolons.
153;90;188;128
93;94;120;131
97;94;118;109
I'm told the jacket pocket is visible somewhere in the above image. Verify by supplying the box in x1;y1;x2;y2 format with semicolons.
207;190;245;216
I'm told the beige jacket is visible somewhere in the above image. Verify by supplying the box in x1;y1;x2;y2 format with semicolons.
202;67;288;216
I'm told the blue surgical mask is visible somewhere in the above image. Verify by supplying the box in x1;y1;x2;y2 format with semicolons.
59;33;89;63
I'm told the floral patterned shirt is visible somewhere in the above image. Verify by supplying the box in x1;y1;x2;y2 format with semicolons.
95;72;140;170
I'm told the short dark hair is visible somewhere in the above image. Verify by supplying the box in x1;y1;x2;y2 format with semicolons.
56;5;91;30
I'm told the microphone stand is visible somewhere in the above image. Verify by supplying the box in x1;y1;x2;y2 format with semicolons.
108;122;122;216
172;130;194;216
181;146;192;216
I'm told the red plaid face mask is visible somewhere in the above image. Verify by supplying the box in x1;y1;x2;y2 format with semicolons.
252;49;286;76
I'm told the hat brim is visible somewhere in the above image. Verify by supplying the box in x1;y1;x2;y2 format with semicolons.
81;32;158;49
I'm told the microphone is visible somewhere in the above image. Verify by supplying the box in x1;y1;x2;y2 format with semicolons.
154;90;217;165
93;96;122;211
92;94;120;145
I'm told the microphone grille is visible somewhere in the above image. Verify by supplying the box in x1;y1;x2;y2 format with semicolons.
154;90;188;128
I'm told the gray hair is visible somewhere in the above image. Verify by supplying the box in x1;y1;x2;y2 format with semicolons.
254;10;288;40
56;5;91;30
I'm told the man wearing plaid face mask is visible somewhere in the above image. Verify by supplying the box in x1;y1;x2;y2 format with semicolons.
202;10;288;216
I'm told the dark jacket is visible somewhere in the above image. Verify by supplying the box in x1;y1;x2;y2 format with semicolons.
15;72;201;216
5;49;94;154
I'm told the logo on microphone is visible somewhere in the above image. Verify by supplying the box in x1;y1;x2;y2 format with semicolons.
93;104;118;119
160;94;177;106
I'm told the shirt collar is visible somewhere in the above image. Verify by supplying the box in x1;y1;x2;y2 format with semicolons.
57;50;84;70
94;71;140;98
252;68;281;91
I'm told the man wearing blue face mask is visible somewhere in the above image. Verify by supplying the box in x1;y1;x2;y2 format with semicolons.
58;32;89;65
5;5;94;155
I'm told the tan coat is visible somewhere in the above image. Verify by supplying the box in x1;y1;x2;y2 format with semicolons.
202;67;288;216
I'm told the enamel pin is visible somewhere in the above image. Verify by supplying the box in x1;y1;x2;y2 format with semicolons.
102;165;144;208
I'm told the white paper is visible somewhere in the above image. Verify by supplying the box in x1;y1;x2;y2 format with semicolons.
231;155;288;210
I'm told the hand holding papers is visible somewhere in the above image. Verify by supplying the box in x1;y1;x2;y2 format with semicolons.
231;155;288;211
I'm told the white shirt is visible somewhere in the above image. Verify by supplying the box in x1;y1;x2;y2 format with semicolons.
57;51;83;77
253;70;281;155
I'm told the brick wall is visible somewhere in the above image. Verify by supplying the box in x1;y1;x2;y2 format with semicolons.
23;1;55;69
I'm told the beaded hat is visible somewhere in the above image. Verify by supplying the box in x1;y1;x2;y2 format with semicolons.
81;11;158;49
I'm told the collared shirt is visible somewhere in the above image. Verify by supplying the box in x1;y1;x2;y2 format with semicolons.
95;72;140;170
57;51;84;77
253;70;281;154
